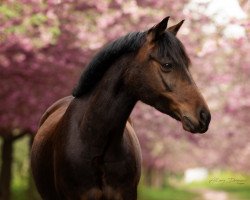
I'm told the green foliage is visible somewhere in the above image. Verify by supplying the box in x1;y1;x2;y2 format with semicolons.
5;24;26;35
0;3;21;19
29;13;47;26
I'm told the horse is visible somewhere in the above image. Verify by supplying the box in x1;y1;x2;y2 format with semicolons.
31;17;211;200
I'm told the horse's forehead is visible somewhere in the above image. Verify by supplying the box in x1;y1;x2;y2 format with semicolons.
159;38;190;68
136;33;189;68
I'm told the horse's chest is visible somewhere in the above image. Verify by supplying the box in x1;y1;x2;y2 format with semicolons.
77;159;137;200
55;123;141;199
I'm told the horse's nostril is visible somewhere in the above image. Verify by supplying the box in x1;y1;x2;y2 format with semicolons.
200;111;206;121
200;109;211;124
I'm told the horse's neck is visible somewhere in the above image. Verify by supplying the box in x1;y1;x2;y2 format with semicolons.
75;62;136;158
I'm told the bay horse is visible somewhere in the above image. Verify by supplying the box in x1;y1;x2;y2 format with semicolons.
31;17;211;200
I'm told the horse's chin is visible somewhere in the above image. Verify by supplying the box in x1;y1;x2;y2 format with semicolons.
155;105;182;122
154;105;181;121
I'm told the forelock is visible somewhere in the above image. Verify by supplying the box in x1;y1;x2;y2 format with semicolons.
156;32;191;68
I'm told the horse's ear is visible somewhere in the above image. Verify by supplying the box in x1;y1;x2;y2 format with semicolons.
167;20;184;36
147;16;170;42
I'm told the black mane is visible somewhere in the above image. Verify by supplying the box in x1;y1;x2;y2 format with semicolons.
72;30;190;98
72;32;146;97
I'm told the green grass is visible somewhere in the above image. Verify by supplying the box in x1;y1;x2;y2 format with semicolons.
138;185;200;200
187;171;250;200
11;136;40;200
215;185;250;200
12;187;28;200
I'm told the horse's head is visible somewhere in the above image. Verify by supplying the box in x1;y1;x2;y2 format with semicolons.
127;17;211;133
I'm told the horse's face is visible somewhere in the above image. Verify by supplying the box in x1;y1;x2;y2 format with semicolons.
132;17;210;133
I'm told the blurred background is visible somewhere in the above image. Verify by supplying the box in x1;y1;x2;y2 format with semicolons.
0;0;249;200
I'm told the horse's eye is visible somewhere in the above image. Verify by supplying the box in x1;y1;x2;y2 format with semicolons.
161;63;173;72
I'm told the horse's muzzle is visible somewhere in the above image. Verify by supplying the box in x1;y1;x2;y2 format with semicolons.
182;110;211;134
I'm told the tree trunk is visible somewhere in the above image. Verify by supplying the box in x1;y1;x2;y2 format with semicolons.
0;137;13;200
144;167;153;186
151;169;165;188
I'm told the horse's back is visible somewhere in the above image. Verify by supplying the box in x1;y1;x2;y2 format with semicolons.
39;96;74;127
31;96;74;199
33;96;73;150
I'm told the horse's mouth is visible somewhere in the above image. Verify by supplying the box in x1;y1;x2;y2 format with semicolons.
168;111;182;121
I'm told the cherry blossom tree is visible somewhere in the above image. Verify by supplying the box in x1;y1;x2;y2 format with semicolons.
0;0;249;198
